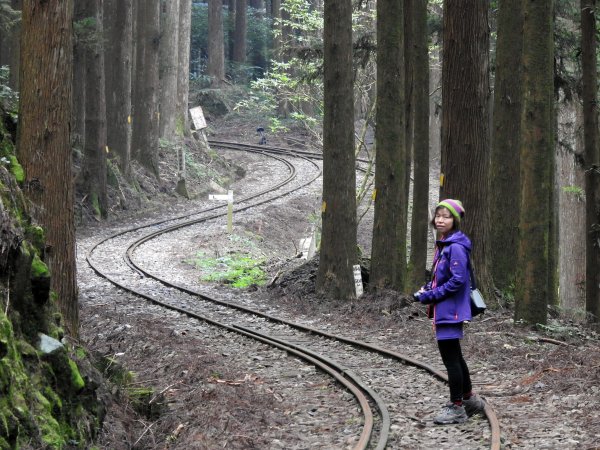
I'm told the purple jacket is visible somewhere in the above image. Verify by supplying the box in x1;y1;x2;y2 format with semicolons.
419;231;473;324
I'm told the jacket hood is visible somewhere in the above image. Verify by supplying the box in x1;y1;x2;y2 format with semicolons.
436;230;472;253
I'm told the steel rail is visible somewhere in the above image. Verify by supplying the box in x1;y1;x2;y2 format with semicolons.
86;141;500;449
85;258;377;450
86;146;385;449
87;145;312;272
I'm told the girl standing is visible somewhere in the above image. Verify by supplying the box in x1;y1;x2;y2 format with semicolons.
413;199;485;424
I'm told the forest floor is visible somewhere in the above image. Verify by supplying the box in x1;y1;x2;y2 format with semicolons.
76;113;600;449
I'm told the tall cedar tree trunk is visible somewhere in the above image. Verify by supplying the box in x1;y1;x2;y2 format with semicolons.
403;0;413;219
104;0;133;177
132;0;160;177
208;0;225;87
18;0;78;335
233;0;247;63
440;0;491;293
370;0;407;290
177;0;192;133
228;0;235;60
408;0;430;291
82;0;108;218
317;0;357;299
489;0;523;292
581;0;600;321
514;0;554;325
72;2;86;150
159;0;180;139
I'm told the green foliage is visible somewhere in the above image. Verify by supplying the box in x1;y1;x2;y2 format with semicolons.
0;66;18;121
187;251;267;288
73;17;103;51
562;185;584;201
0;0;20;34
277;0;323;41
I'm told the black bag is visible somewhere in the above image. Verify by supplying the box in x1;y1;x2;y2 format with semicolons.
468;262;487;316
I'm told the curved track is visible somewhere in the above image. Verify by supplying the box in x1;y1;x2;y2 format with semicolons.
86;141;501;449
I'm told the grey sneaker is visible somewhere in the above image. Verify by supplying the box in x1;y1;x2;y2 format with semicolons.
463;393;485;416
433;403;468;425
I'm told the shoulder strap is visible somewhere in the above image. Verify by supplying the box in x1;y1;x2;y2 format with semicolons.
468;259;477;290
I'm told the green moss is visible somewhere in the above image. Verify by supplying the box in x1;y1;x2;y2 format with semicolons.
91;193;101;218
68;360;85;391
16;339;37;357
19;244;30;260
26;225;45;251
35;391;52;412
188;251;267;288
75;347;86;360
106;159;119;187
38;413;64;449
31;254;49;278
175;115;185;137
43;387;62;411
8;156;24;183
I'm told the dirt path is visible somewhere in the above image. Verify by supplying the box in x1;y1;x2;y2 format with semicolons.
78;139;600;449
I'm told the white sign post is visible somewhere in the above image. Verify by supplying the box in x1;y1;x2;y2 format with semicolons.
353;264;363;298
208;190;234;233
299;227;317;259
189;106;210;149
189;106;207;130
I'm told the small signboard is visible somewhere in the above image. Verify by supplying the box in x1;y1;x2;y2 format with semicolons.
353;264;363;298
208;190;234;233
189;106;207;130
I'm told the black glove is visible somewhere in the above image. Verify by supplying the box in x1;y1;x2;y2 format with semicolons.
412;291;422;302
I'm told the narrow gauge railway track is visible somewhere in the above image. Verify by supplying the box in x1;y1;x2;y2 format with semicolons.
86;141;501;449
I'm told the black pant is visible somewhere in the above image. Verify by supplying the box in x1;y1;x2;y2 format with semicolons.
437;338;473;403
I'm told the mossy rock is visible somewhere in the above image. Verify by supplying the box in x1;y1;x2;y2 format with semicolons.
7;156;23;183
25;226;45;251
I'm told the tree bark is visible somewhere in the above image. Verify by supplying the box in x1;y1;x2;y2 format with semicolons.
370;0;407;290
208;0;225;87
18;0;78;336
440;0;491;293
489;0;523;293
82;0;108;219
408;0;430;291
581;0;600;321
132;0;160;177
72;1;86;150
514;0;555;325
104;0;133;176
177;0;192;134
159;0;180;139
233;0;247;63
316;0;357;299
